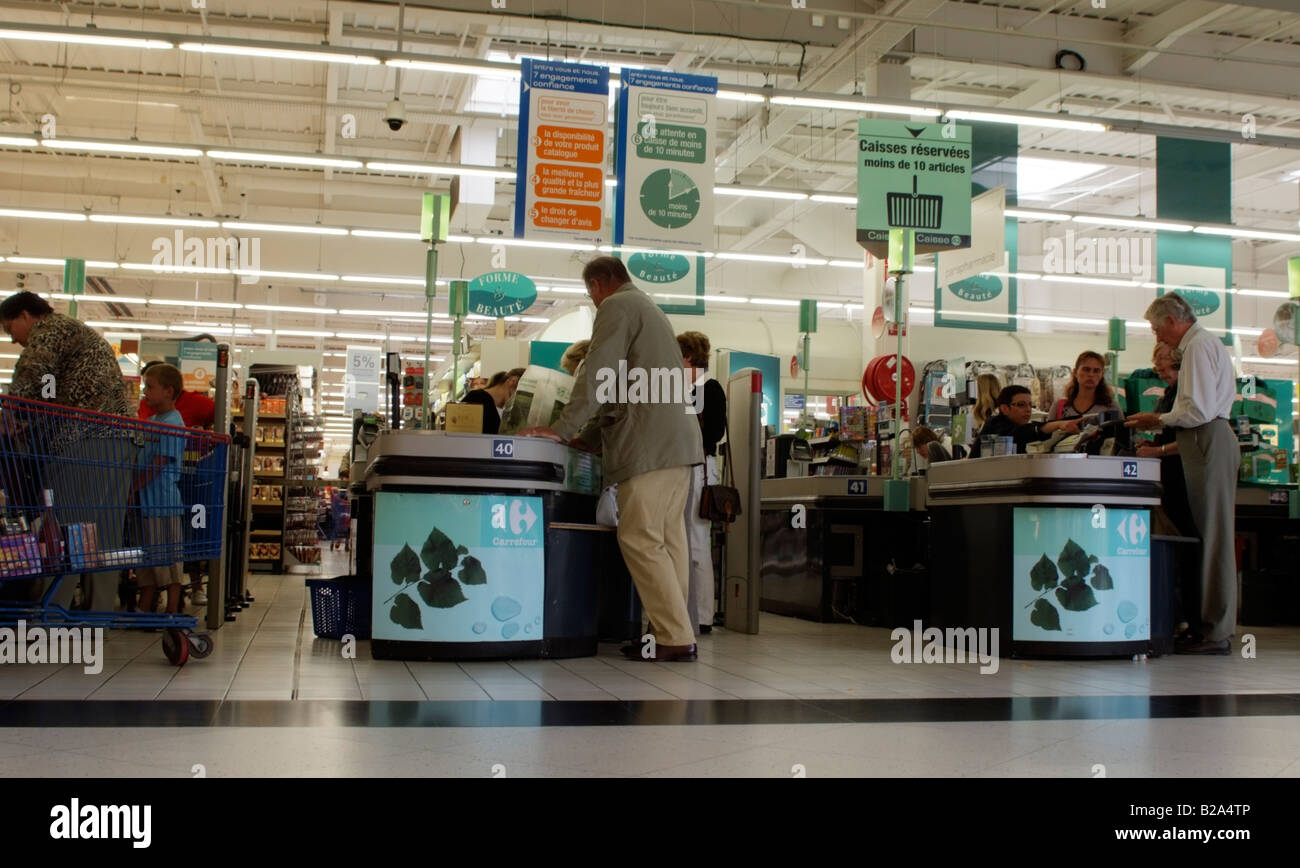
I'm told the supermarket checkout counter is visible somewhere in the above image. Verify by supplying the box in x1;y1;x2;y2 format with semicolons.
361;430;636;660
759;476;929;625
1236;482;1300;626
927;454;1169;658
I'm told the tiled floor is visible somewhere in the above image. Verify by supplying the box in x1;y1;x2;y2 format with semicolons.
2;552;1299;777
3;568;1297;703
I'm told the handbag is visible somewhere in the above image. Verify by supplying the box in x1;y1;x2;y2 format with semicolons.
698;398;742;523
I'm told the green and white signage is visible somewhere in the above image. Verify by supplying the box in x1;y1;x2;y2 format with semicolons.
619;250;706;315
935;186;1016;331
467;271;538;318
615;69;717;250
1013;506;1151;644
856;119;972;258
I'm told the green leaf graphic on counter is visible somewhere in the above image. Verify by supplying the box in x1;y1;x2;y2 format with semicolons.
1056;538;1096;580
418;572;468;609
1090;564;1114;590
390;543;421;586
390;593;423;629
420;526;463;572
1029;554;1059;590
1030;598;1061;631
1060;573;1085;590
458;555;487;586
1055;581;1099;612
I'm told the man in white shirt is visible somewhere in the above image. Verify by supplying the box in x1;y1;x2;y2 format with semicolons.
1127;293;1238;654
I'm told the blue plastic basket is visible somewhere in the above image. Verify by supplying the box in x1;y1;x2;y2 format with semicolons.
306;576;372;640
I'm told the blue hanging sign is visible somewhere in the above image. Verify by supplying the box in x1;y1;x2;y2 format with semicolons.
467;271;538;318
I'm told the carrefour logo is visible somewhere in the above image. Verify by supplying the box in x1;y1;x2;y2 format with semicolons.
1116;512;1148;548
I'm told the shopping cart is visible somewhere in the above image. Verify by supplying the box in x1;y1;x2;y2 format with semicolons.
0;394;229;665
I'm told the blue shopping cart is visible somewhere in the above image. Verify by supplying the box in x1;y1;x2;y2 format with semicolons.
0;394;229;665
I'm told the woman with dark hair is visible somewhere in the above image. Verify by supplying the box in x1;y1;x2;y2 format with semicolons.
460;367;524;434
1;291;134;611
1052;350;1125;421
678;331;725;634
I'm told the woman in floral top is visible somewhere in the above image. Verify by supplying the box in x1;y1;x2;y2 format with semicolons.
2;291;134;611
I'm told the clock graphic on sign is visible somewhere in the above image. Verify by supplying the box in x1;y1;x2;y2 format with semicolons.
639;168;700;230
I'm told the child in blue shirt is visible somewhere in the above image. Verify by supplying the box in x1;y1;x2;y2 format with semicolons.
134;364;186;614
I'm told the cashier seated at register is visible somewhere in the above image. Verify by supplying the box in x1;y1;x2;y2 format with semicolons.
461;368;524;435
970;385;1080;457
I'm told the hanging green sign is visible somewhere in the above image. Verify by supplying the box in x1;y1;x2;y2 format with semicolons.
467;271;538;317
856;119;972;258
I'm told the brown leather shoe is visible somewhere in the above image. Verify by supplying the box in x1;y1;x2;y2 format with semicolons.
619;642;698;662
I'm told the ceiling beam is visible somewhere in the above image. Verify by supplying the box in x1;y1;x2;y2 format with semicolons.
1123;1;1234;74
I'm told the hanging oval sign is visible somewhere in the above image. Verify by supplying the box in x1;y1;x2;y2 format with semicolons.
626;252;692;284
1172;286;1220;317
467;271;538;318
947;274;1002;303
1273;302;1298;346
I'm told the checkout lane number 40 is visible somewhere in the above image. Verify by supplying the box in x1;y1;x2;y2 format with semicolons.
493;439;515;458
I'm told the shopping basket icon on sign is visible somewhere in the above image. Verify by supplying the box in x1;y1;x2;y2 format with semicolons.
0;395;228;665
887;175;943;230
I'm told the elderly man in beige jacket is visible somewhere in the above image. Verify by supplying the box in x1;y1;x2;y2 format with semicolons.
522;256;705;661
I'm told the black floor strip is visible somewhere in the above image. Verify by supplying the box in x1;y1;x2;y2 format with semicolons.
1;693;1299;728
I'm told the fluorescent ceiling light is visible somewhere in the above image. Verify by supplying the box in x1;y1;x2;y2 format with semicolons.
339;309;429;318
811;194;857;205
350;229;422;240
0;26;172;50
829;259;865;268
598;245;713;259
715;252;829;266
714;185;808;201
180;42;379;66
234;269;340;282
63;295;148;304
121;262;230;275
547;287;586;294
944;110;1108;132
518;316;550;323
86;321;169;331
1072;215;1193;232
90;214;220;228
1194;226;1300;243
474;237;596;252
246;304;338;314
1041;275;1142;288
749;298;800;306
334;332;387;340
275;329;335;337
148;298;242;309
716;90;766;103
386;57;520;77
1022;314;1108;326
447;234;475;243
1236;288;1290;298
341;275;425;286
0;208;85;221
703;295;749;303
0;136;38;147
6;256;117;268
1240;356;1299;365
1006;208;1071;222
770;95;939;118
41;139;202;158
365;161;514;179
207;150;362;169
221;221;348;236
817;302;845;309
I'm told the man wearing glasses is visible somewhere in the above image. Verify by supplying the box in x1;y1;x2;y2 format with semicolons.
969;385;1080;458
1126;293;1238;655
